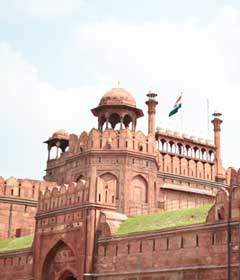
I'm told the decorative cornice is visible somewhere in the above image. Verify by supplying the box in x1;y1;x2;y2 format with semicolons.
98;220;240;243
85;264;229;277
0;247;32;257
0;196;37;207
36;203;116;219
158;172;229;189
46;149;158;171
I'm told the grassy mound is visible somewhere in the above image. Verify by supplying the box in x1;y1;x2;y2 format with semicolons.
115;204;212;235
0;235;34;252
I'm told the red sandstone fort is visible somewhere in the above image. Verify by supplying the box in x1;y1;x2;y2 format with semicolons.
0;88;240;279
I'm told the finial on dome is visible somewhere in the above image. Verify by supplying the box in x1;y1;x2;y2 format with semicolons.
117;80;121;88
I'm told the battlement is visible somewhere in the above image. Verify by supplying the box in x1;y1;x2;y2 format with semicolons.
0;176;56;201
226;167;240;186
47;128;156;163
0;176;57;240
38;179;89;214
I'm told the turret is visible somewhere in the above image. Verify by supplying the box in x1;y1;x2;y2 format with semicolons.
91;88;143;131
44;130;69;160
211;111;225;183
146;90;158;135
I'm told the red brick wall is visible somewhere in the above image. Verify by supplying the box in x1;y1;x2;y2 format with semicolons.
95;223;233;279
160;189;214;210
0;203;36;239
0;176;57;239
0;249;33;280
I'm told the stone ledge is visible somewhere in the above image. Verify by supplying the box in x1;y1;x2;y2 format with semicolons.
159;172;229;189
85;264;228;277
0;196;37;207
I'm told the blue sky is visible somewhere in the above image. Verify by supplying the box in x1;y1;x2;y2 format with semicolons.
1;0;240;180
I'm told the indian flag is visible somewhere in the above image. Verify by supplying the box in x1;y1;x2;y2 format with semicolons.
168;93;182;117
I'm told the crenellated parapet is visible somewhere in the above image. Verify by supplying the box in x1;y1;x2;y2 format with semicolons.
0;176;57;239
38;179;89;214
47;128;156;164
225;167;240;186
0;176;56;201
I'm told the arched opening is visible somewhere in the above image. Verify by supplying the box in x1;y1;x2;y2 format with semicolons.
99;114;107;131
75;174;85;183
123;114;133;129
169;141;175;154
193;147;200;159
186;145;191;157
201;148;207;161
160;139;167;152
50;146;58;159
208;150;215;162
129;175;148;215
42;240;76;280
177;143;183;155
59;270;77;280
109;113;121;129
97;173;118;203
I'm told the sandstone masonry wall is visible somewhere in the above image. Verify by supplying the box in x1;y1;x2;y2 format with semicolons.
0;176;56;239
0;248;33;280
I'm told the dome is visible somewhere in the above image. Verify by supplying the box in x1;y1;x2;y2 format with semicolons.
99;88;136;107
52;130;69;140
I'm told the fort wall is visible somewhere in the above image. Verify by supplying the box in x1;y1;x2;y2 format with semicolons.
0;248;33;280
0;176;56;239
93;188;240;280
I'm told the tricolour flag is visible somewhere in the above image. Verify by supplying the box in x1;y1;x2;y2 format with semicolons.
168;93;182;117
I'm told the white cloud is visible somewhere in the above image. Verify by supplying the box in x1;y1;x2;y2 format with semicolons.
70;6;240;168
0;0;86;19
0;43;107;179
1;5;240;179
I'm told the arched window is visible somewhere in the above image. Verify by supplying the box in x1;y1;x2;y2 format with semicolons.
194;147;200;159
169;141;175;153
186;145;191;157
123;114;133;129
161;139;167;152
109;113;121;129
201;148;207;160
177;143;183;155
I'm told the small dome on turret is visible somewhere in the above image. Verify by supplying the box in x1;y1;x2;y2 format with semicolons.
51;130;69;140
99;88;136;107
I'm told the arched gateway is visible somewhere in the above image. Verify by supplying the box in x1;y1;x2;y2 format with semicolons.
42;240;77;280
58;270;77;280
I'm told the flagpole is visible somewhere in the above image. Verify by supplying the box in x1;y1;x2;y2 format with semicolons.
207;98;210;137
180;92;183;133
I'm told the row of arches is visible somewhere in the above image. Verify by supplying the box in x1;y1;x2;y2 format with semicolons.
157;139;215;162
98;112;136;131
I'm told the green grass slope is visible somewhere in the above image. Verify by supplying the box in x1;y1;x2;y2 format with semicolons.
115;204;213;235
0;235;34;252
